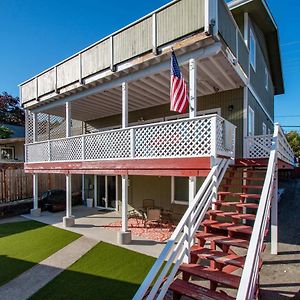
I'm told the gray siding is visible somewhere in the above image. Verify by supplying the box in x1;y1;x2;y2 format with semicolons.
248;90;273;135
248;17;274;120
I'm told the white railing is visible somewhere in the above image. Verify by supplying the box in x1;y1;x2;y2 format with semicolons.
237;124;280;299
245;126;295;166
25;115;236;163
133;158;230;300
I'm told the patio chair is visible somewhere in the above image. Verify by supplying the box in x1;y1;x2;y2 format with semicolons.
144;208;162;228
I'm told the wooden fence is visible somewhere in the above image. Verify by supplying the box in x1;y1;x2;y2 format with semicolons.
0;163;81;203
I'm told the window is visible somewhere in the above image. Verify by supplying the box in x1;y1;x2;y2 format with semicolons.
0;147;15;160
268;128;272;135
171;177;204;205
265;67;269;90
248;106;255;136
249;29;256;71
262;122;267;135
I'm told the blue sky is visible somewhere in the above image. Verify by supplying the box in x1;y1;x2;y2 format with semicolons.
0;0;299;130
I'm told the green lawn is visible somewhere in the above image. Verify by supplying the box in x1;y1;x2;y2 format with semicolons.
0;220;80;286
31;242;156;300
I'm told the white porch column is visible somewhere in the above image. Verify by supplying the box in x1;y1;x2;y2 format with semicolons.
183;58;198;263
31;112;41;217
118;81;131;244
66;102;71;137
271;167;278;254
63;174;75;227
94;175;97;207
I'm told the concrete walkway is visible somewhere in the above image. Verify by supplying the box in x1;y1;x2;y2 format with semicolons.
0;235;98;300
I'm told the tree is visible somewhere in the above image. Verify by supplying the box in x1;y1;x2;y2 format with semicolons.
286;131;300;159
0;92;25;125
0;125;14;139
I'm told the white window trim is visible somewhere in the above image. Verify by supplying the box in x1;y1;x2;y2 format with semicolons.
262;122;267;135
171;176;188;205
249;28;256;71
265;67;269;90
248;106;255;136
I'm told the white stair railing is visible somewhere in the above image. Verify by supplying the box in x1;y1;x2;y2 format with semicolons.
236;124;280;300
133;158;230;300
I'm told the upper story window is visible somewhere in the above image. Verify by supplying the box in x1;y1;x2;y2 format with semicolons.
249;29;256;71
248;106;255;136
262;122;267;135
265;67;269;90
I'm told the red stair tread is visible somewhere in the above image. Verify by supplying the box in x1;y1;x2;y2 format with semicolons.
244;170;267;173
169;278;235;300
196;232;250;249
217;192;261;199
231;213;256;221
221;184;263;189
202;220;253;235
190;246;245;268
179;264;241;289
206;210;238;218
224;177;265;182
235;203;259;209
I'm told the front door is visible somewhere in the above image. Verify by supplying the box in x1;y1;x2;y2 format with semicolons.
96;175;117;210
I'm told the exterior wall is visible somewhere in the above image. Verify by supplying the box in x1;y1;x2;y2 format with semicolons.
0;141;24;162
248;90;273;135
248;16;274;120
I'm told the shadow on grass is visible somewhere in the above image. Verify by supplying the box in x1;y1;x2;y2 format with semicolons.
0;220;47;239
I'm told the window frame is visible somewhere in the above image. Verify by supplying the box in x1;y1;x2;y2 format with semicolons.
249;28;256;71
0;146;15;160
262;122;267;135
171;176;189;205
265;67;269;90
248;106;255;136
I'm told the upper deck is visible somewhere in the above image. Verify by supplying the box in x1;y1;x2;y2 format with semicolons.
19;0;249;111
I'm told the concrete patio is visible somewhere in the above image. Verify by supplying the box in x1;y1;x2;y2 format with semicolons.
22;206;166;258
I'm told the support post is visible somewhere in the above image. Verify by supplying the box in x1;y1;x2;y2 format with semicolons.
31;113;41;217
271;166;278;254
183;58;198;263
94;175;97;207
81;174;85;203
63;174;75;227
118;175;131;244
122;82;128;128
30;173;41;216
66;102;71;138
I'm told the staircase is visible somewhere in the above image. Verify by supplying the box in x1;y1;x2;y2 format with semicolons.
134;124;294;300
168;164;267;300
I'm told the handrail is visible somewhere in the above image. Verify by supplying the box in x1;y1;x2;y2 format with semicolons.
133;158;230;300
236;124;279;299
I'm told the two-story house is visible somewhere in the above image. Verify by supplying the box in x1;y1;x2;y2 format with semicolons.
20;0;294;298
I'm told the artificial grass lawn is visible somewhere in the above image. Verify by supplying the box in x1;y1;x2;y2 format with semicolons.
0;220;80;286
31;242;157;300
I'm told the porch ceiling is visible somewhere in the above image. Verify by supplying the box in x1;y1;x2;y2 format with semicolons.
44;51;243;122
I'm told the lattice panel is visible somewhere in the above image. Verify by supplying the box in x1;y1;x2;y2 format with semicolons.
25;111;34;144
216;118;235;157
134;118;212;158
37;113;50;142
85;130;131;160
26;143;49;162
248;135;272;158
50;137;82;161
49;114;66;139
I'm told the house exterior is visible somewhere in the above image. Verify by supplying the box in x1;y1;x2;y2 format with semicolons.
0;124;25;162
19;0;296;298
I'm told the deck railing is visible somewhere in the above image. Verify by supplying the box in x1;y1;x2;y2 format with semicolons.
25;115;236;163
245;126;295;166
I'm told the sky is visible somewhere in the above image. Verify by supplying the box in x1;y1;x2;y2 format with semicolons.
0;0;299;131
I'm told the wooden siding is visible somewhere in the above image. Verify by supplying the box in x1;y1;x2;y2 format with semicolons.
20;0;206;105
248;17;274;120
113;17;152;64
85;88;244;158
218;0;249;76
156;0;205;46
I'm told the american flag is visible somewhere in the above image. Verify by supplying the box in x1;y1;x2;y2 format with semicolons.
170;51;189;113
